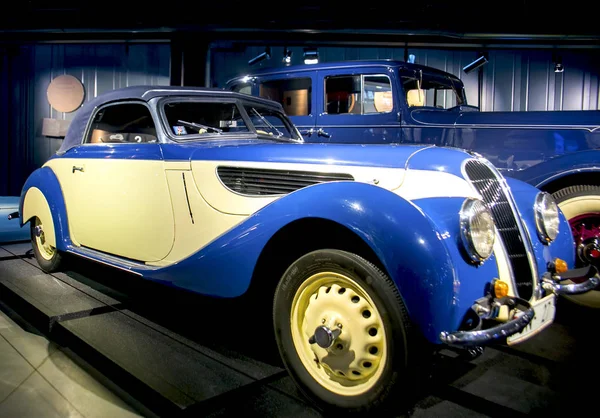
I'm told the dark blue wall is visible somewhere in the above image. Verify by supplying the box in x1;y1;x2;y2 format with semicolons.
0;42;170;196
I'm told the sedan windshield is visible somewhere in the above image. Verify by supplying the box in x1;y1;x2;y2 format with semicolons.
243;104;298;139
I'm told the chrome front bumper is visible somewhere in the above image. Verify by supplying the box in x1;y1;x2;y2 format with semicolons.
541;264;599;295
440;297;534;346
440;265;599;347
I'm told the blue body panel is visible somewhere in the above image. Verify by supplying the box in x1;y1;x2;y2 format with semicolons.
0;197;29;243
504;177;576;269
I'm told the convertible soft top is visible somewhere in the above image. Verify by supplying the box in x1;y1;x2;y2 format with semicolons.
57;85;283;154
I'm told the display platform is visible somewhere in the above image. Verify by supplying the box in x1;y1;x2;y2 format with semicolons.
1;241;598;417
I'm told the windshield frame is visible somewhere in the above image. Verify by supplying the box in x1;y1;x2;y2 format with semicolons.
157;96;303;143
399;70;467;108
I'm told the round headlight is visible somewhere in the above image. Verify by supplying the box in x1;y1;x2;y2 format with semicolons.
534;192;559;243
460;198;495;263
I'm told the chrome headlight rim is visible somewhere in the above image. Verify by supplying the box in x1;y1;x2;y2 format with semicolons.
459;198;496;264
534;192;559;244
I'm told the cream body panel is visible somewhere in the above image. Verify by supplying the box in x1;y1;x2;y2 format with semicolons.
45;158;175;262
492;230;518;321
192;160;405;216
397;170;480;201
22;187;56;247
147;170;245;266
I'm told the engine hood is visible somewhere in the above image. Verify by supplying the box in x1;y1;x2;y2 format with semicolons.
188;140;431;169
185;140;480;215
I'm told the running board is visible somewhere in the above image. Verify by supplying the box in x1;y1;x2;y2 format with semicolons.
66;246;159;275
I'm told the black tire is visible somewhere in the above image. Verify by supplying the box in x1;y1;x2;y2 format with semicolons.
552;185;600;308
273;249;422;415
30;217;65;273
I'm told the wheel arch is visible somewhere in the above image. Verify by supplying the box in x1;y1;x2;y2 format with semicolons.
247;217;388;300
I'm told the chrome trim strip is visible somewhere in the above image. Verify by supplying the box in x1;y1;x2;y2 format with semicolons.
403;122;600;132
66;246;156;276
314;124;403;128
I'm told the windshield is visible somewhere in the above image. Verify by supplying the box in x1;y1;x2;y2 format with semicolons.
162;100;300;141
163;101;248;138
242;104;300;140
401;73;466;108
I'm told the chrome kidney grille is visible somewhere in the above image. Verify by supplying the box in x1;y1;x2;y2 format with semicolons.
464;159;534;300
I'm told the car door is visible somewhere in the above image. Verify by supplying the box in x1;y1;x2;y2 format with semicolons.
314;67;402;144
246;72;317;140
46;101;175;262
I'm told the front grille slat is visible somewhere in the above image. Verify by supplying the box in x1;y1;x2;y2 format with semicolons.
465;160;534;300
217;166;354;196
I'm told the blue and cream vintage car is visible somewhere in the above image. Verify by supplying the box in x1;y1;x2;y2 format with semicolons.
227;60;600;308
9;86;599;414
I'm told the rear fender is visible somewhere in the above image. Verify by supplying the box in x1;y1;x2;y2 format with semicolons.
19;167;70;251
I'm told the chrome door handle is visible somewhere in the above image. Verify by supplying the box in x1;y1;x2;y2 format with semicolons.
317;128;331;138
72;166;84;173
299;128;315;137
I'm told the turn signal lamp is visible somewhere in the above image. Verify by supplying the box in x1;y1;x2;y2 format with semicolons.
493;280;509;298
554;258;568;274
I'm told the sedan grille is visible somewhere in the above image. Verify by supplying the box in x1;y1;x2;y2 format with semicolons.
217;166;354;196
464;160;534;300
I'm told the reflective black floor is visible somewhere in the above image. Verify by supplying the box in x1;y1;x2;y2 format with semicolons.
1;241;598;417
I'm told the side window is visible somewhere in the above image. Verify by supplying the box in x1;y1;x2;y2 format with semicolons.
86;103;157;144
364;75;393;114
325;74;392;115
258;78;311;116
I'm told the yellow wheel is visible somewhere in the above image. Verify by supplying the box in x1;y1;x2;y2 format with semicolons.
30;217;64;272
291;272;387;396
273;249;415;414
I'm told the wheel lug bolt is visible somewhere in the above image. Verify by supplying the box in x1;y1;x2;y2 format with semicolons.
336;323;342;328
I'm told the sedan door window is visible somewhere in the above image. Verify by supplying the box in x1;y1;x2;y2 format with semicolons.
325;74;393;115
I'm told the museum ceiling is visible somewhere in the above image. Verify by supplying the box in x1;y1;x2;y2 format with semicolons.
2;1;599;44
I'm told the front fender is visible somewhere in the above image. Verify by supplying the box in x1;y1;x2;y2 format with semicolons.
505;177;576;270
149;181;461;343
19;167;71;252
503;149;600;188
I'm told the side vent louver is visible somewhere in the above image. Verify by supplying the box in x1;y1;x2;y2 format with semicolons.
217;167;354;196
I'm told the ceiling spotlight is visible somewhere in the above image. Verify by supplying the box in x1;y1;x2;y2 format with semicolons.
303;48;319;65
248;47;271;66
554;57;564;73
283;47;292;66
463;54;489;74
